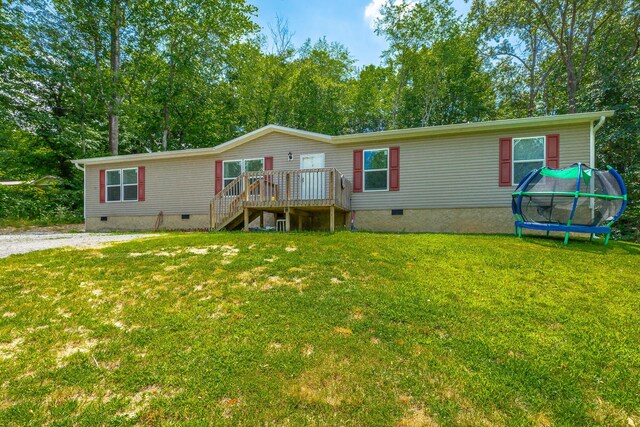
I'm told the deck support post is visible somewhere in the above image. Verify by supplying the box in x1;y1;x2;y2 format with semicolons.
285;173;290;202
330;206;335;232
285;208;291;232
298;214;302;231
243;208;249;231
329;170;334;202
260;212;264;228
210;200;214;230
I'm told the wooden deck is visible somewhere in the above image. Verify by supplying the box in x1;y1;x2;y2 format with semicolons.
210;168;352;231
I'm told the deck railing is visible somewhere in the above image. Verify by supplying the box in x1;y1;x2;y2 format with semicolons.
211;168;351;229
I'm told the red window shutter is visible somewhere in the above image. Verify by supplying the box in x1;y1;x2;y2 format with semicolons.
215;160;223;194
389;147;400;191
264;156;274;183
499;137;512;186
353;149;363;192
138;166;145;201
546;134;560;169
264;156;273;170
99;169;106;203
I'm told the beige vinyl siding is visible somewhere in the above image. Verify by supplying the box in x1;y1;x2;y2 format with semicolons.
85;123;590;218
85;156;216;217
212;123;590;209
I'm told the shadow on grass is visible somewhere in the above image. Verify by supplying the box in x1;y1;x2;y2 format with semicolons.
615;240;640;255
515;233;640;255
516;234;614;254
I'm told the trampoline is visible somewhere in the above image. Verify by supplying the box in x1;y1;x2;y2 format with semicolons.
511;163;627;245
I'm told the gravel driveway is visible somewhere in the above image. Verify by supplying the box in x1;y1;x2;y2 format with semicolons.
0;233;160;258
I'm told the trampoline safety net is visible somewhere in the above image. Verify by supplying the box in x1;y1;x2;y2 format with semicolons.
511;163;627;244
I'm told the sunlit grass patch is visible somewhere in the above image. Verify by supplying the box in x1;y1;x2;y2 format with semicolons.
0;232;638;425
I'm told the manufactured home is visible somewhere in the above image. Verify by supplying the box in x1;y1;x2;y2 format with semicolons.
72;111;613;233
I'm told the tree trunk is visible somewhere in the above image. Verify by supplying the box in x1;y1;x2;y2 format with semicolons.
392;66;408;129
162;104;169;151
566;65;578;114
162;40;177;151
108;0;121;155
527;32;538;117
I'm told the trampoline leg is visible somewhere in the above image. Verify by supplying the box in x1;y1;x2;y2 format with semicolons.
604;233;611;246
590;233;594;241
517;227;522;238
546;230;550;237
514;225;518;236
563;232;570;245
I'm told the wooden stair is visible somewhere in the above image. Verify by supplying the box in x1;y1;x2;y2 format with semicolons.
214;208;261;231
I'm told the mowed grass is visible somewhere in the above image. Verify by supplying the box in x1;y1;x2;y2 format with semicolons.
0;232;639;426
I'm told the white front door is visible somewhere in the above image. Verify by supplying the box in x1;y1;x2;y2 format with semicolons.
300;153;325;200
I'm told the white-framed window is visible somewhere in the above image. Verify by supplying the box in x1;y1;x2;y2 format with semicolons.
244;158;265;185
363;148;389;191
223;160;243;188
106;168;138;202
513;136;545;185
222;158;265;195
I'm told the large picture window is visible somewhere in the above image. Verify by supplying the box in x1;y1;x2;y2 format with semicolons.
513;136;545;184
363;149;389;191
106;168;138;202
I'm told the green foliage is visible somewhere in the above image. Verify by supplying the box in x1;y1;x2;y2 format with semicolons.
375;0;496;128
0;184;83;224
0;0;638;237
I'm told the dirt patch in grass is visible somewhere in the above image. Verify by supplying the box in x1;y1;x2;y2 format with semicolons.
0;338;24;360
237;267;306;291
398;406;439;427
220;396;243;419
301;344;314;357
588;397;639;426
291;355;363;408
334;326;353;335
117;385;183;418
56;339;98;365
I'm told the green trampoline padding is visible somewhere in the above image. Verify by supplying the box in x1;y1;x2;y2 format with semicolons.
539;165;592;183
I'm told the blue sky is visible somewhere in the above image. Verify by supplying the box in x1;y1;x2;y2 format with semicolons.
248;0;471;68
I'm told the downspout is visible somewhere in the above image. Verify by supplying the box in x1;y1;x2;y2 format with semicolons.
73;162;86;221
589;115;606;221
590;115;606;168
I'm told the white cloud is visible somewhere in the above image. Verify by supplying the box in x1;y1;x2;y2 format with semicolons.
364;0;387;30
364;0;417;30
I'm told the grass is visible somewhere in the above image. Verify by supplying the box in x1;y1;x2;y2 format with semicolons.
0;232;639;426
0;217;83;228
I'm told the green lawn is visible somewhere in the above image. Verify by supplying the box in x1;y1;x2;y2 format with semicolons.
0;232;639;426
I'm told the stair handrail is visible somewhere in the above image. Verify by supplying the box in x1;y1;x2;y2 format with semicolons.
212;173;247;228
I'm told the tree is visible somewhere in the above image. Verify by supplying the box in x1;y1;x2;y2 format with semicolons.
471;0;557;116
346;65;389;133
108;0;123;154
526;0;626;113
376;0;495;128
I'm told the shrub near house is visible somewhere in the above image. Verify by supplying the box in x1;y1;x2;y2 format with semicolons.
0;183;82;225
